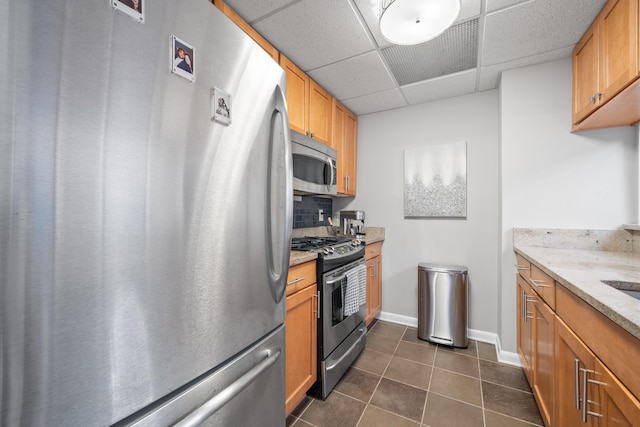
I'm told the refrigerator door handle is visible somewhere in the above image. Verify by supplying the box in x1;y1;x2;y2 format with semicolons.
174;349;282;427
266;84;293;304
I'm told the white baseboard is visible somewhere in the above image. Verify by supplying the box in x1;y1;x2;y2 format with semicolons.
377;311;522;367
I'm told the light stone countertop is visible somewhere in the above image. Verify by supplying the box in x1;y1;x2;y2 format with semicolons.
514;245;640;340
289;251;317;267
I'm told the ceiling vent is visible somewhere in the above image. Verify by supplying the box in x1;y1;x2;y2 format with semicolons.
380;18;479;86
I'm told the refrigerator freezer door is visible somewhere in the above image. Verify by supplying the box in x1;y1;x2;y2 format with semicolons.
117;325;285;427
2;0;290;425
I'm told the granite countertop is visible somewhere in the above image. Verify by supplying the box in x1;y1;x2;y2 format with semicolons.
514;245;640;341
289;250;317;267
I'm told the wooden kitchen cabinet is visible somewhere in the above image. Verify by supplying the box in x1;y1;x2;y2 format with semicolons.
517;274;534;384
365;242;382;326
211;0;279;62
532;292;555;427
555;317;599;427
572;0;639;129
517;273;554;426
555;317;640;427
280;54;332;146
517;250;640;426
285;261;317;415
331;99;358;196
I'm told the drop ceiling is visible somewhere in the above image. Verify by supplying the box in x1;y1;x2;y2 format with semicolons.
224;0;607;116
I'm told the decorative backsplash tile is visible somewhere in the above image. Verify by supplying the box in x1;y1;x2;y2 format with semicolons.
293;196;332;229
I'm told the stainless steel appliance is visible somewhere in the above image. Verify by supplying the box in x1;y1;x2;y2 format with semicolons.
291;237;367;398
340;210;366;240
291;130;337;196
1;1;292;425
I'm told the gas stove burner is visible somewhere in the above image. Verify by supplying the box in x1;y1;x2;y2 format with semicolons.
291;236;351;251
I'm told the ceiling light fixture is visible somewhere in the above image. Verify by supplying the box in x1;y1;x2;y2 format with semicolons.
379;0;461;45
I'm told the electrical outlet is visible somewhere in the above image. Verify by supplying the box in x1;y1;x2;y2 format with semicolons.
318;209;324;221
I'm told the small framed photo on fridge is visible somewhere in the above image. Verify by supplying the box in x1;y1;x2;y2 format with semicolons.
211;87;232;125
111;0;144;23
171;35;195;82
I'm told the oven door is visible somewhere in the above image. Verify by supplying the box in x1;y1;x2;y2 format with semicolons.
321;259;366;359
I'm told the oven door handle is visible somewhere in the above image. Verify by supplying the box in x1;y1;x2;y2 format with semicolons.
325;274;347;291
325;326;367;372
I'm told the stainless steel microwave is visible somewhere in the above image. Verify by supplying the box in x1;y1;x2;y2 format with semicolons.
291;130;337;196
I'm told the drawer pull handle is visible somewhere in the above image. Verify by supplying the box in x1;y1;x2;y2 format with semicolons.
515;264;529;271
287;277;305;285
529;278;548;288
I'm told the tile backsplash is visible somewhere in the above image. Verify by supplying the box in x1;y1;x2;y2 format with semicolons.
293;195;332;229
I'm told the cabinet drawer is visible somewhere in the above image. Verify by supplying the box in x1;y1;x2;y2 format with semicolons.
286;261;316;296
365;242;382;260
515;253;531;280
529;264;556;309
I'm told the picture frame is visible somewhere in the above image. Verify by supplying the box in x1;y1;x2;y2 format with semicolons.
404;141;467;218
111;0;144;23
211;87;232;125
171;35;196;82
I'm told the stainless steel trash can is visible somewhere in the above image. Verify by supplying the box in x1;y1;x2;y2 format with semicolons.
417;263;468;348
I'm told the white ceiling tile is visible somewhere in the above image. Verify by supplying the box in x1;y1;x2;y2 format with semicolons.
486;0;532;13
224;0;295;23
481;0;606;66
308;52;396;100
457;0;482;22
254;0;374;71
477;46;573;90
401;69;477;105
342;88;408;116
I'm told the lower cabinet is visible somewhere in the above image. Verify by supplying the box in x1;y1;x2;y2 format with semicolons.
555;317;640;426
285;265;317;415
517;274;554;426
365;242;382;326
517;252;640;427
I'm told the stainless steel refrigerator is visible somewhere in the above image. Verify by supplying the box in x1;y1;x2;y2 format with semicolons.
1;0;292;425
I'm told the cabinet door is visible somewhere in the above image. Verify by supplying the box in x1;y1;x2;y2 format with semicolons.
599;0;639;105
285;284;317;415
533;297;555;427
555;318;599;427
573;24;601;123
331;99;347;194
366;255;382;325
597;358;640;426
517;275;534;384
279;54;309;137
308;79;332;146
343;109;358;196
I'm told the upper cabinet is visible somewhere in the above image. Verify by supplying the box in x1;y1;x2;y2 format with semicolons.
331;99;358;196
212;0;279;62
280;54;332;146
572;0;639;131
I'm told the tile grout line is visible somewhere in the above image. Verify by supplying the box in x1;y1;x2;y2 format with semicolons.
476;340;487;427
421;343;438;426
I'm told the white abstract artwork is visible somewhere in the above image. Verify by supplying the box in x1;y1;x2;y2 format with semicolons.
404;141;467;218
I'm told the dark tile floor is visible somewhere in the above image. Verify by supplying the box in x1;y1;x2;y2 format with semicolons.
287;320;543;427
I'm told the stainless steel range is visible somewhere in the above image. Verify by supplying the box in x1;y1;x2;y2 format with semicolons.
291;236;367;399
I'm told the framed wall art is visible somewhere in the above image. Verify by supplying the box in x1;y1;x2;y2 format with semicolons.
111;0;144;23
171;35;195;82
404;141;467;218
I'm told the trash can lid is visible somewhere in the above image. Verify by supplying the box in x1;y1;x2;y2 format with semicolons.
418;263;468;274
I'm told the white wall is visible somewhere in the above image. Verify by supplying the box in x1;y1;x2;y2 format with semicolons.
499;59;638;352
336;90;501;335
